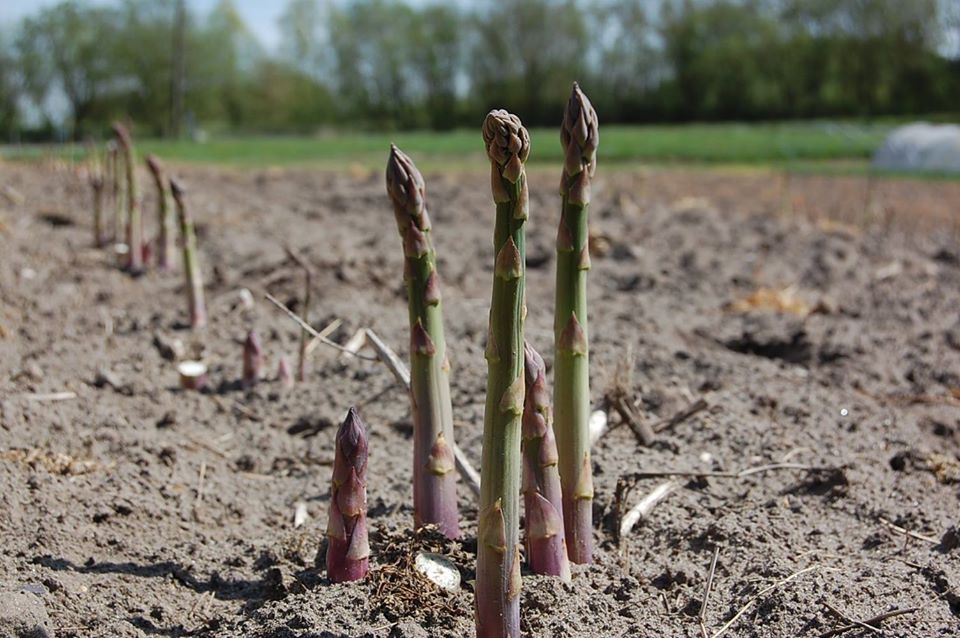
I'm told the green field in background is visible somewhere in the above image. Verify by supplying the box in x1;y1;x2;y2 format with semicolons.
2;121;893;170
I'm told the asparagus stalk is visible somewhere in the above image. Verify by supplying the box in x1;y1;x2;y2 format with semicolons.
326;407;370;583
145;154;176;271
169;178;208;330
385;145;459;540
242;329;263;389
88;144;106;248
112;123;143;274
107;141;124;244
476;109;529;638
522;342;571;581
553;83;599;564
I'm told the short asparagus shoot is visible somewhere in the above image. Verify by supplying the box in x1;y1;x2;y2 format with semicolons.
145;154;176;270
326;407;370;583
112;122;143;274
169;178;207;329
522;342;571;581
276;355;294;390
242;330;263;389
553;83;599;564
476;110;529;638
386;145;459;540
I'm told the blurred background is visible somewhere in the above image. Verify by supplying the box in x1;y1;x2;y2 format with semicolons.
0;0;958;168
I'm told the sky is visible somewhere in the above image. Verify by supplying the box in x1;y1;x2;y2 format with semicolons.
0;0;286;49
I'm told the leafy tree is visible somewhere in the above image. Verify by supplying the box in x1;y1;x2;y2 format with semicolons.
15;1;119;137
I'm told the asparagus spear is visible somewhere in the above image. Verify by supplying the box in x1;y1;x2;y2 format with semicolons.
88;144;106;248
326;407;370;583
169;178;208;330
553;83;599;564
107;141;125;244
112;123;143;274
145;154;176;271
242;329;263;389
385;145;459;540
522;342;571;581
476;109;529;638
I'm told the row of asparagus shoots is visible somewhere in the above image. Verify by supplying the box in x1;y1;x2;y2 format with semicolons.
381;86;595;636
87;124;207;331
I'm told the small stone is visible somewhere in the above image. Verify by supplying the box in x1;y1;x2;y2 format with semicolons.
414;552;460;592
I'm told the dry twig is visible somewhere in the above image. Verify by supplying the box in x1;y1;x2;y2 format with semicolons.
818;606;919;638
699;547;720;638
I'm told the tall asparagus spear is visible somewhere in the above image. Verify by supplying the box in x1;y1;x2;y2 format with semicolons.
522;342;571;581
112;122;143;274
476;109;529;638
107;141;124;243
169;178;208;330
326;407;370;583
553;83;599;564
146;154;176;271
385;145;459;540
88;144;106;248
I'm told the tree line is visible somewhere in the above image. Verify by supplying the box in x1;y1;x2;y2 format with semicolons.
0;0;958;140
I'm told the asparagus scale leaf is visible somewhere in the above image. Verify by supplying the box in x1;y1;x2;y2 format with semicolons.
476;109;529;638
386;145;459;540
553;83;599;564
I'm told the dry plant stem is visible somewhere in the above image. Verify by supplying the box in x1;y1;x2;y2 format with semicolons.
242;330;263;388
146;154;176;270
386;145;459;539
283;246;312;382
112;122;143;273
88;145;105;247
553;83;599;564
711;565;822;638
817;606;919;638
326;407;370;582
298;267;311;381
521;342;570;581
477;109;529;638
170;178;207;329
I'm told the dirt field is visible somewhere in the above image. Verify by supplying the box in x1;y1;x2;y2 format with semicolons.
1;161;958;637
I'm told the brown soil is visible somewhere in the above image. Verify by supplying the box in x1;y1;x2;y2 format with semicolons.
1;161;959;638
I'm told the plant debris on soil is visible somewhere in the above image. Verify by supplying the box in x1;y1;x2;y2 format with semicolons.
1;161;959;637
